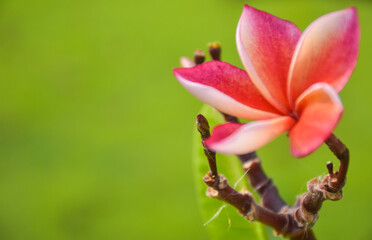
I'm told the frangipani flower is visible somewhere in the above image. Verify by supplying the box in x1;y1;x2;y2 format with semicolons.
173;5;360;157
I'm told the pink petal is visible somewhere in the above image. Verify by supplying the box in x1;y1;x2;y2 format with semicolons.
288;7;360;104
289;83;344;157
236;4;301;114
173;61;281;120
205;117;295;155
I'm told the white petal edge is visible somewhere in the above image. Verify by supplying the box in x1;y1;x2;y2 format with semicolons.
175;73;281;120
208;116;295;155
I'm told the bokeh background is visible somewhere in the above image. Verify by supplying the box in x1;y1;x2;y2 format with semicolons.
0;0;371;239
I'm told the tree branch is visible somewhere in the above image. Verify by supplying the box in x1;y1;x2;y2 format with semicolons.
239;153;288;213
197;114;314;238
292;134;348;230
325;133;349;191
203;172;297;235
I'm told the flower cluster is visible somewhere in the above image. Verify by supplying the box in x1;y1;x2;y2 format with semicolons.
174;5;360;157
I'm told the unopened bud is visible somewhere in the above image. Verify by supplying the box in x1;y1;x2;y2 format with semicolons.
194;49;205;65
208;42;221;61
196;114;210;137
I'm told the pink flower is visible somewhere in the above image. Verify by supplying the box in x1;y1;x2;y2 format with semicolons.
173;5;360;157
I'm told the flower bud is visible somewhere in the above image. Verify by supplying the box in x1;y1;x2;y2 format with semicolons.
208;42;221;61
196;114;210;138
193;49;205;65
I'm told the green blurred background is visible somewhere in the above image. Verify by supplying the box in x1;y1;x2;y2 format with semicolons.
0;0;371;239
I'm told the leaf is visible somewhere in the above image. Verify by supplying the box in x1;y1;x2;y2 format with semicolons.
193;105;269;240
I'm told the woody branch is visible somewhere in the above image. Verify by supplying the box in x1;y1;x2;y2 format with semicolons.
197;114;311;238
197;113;348;239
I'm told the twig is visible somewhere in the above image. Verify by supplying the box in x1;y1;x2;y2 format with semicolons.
239;153;288;213
203;173;297;234
325;134;349;191
196;114;218;178
197;114;310;238
292;134;348;230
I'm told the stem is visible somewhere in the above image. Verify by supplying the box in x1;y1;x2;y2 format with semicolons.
222;112;238;123
292;133;347;229
290;230;316;240
204;173;297;235
239;153;287;213
197;113;347;240
325;133;349;190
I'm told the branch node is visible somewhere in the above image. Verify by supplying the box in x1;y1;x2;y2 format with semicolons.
320;178;343;201
273;214;290;237
203;173;224;189
206;187;220;198
243;201;256;222
241;157;260;171
255;178;272;193
296;207;319;228
324;189;343;201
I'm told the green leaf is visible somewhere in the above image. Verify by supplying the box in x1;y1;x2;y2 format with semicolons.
193;105;269;240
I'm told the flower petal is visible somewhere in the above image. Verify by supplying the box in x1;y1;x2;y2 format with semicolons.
289;83;344;157
236;4;301;114
288;7;360;104
180;57;196;68
205;117;295;155
173;61;281;120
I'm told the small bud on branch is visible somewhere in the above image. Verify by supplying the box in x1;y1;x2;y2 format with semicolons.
193;49;205;65
196;114;218;178
208;42;221;61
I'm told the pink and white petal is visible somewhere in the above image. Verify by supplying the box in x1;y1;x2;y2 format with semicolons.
289;83;344;157
205;117;295;155
173;61;281;120
236;4;301;113
180;57;196;68
288;7;360;104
